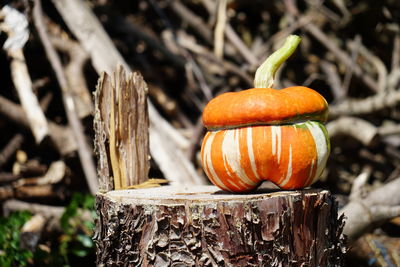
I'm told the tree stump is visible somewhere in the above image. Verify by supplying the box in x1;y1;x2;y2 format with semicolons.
94;185;345;266
93;67;345;266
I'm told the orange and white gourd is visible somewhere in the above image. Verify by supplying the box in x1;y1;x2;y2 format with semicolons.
200;35;330;192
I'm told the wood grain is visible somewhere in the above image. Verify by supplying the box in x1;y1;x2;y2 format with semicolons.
95;186;346;266
94;67;150;191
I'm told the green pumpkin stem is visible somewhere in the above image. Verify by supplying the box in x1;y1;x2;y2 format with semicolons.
254;35;301;88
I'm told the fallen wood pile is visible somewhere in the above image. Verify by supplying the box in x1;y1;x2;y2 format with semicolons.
0;0;399;265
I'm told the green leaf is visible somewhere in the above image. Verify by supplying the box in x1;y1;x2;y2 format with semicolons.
72;249;88;257
76;234;93;248
0;211;33;266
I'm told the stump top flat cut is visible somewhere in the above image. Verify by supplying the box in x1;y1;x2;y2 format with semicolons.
104;185;327;205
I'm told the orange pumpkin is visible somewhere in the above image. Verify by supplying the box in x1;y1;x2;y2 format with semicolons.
200;35;330;192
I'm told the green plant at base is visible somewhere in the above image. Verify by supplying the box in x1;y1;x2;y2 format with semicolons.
59;193;96;266
0;211;33;267
34;193;96;267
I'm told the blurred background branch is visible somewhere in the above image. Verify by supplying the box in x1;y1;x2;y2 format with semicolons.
0;0;399;266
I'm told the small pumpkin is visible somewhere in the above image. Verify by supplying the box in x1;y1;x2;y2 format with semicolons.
201;35;330;192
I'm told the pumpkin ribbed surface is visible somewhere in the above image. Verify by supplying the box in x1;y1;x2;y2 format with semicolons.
201;36;330;192
201;85;330;192
201;121;330;192
202;87;328;130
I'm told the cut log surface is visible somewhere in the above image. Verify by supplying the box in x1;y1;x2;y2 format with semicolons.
95;185;345;266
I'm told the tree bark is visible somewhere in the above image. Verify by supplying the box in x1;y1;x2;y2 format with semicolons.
94;185;345;266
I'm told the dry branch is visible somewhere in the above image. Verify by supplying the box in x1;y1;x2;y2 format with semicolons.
33;0;98;194
0;134;24;168
170;0;257;65
0;95;77;155
12;159;47;178
327;117;378;146
20;213;46;251
51;0;205;185
109;16;186;68
3;199;64;218
3;199;92;232
320;60;345;100
329;90;400;117
13;161;66;187
169;30;253;86
21;214;46;233
378;123;400;136
303;23;379;92
0;184;64;200
342;35;360;95
1;5;49;143
348;166;371;201
201;0;258;66
50;34;93;118
341;176;400;241
8;50;49;143
170;1;212;43
15;184;63;199
0;173;21;184
213;0;227;59
347;40;388;92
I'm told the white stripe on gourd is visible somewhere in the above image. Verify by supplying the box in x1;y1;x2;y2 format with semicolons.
280;144;293;187
246;127;260;181
306;121;329;184
222;129;256;187
271;126;282;164
203;131;230;191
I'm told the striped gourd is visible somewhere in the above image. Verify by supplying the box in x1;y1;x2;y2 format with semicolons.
201;121;330;192
200;35;330;192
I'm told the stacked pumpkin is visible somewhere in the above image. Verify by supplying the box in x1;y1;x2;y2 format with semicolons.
201;35;330;192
